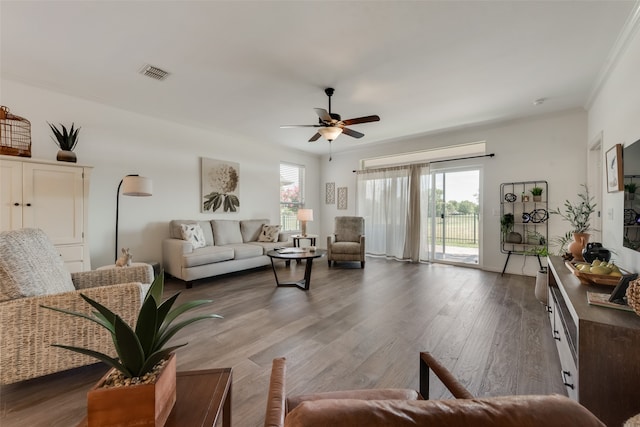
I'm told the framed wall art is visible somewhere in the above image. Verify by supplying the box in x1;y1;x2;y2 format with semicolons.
337;186;348;210
326;182;335;204
201;157;240;212
606;144;623;193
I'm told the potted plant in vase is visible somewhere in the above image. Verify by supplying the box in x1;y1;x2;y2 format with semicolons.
42;272;221;427
48;122;80;163
625;182;637;200
550;184;596;262
501;213;522;243
530;187;544;202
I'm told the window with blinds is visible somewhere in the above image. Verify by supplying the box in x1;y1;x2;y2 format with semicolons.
280;162;305;231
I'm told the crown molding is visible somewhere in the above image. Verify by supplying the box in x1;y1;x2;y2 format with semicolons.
585;1;640;109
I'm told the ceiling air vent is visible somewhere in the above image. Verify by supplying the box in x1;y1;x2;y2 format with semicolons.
139;64;170;81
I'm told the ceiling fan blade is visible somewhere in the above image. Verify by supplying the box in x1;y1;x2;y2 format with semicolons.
342;115;380;126
314;108;332;122
280;125;322;128
341;127;364;139
309;132;322;142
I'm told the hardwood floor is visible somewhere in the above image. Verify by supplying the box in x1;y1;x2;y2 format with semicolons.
0;258;565;426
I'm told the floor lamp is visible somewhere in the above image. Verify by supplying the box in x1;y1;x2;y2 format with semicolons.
115;174;153;261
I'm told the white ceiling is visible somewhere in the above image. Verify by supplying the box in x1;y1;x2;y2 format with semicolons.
1;1;637;156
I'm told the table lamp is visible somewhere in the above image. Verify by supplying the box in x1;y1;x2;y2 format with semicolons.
297;209;313;237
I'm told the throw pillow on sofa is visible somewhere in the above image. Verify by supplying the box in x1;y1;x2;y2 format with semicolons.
0;228;75;301
258;224;281;242
180;223;207;249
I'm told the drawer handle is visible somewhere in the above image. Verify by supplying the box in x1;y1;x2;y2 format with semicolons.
553;329;561;341
13;202;20;206
562;370;575;389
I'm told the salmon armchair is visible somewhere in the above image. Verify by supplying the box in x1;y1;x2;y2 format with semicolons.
264;352;605;427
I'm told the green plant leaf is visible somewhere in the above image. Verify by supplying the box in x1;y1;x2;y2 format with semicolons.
135;293;159;357
160;299;213;332
138;345;186;375
51;344;131;377
112;315;145;376
145;272;165;306
40;304;115;333
155;315;222;351
79;293;118;327
156;293;179;327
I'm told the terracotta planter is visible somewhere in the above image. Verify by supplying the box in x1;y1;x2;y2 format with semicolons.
87;353;176;427
568;232;590;262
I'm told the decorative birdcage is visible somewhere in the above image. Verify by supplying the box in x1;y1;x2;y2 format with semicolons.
0;106;32;157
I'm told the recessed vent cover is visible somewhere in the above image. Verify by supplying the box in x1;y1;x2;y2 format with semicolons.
139;64;170;81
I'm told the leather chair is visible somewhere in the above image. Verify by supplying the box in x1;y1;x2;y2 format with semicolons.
327;216;365;268
264;352;605;427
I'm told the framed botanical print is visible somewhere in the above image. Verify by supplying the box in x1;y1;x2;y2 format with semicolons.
606;144;623;193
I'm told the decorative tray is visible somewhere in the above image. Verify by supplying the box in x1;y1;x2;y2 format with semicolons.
564;261;630;287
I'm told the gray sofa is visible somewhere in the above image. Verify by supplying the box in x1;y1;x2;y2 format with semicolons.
163;219;292;288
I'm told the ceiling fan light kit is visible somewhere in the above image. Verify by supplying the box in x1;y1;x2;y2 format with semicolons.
318;126;343;141
281;87;381;158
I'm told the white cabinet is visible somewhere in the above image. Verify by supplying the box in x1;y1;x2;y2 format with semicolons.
0;155;92;272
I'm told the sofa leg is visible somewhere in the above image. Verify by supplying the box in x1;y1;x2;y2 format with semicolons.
328;260;332;267
361;261;365;269
186;281;193;289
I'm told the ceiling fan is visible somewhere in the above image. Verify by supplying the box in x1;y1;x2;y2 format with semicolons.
281;88;380;143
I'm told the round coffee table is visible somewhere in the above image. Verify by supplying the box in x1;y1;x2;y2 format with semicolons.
266;249;326;291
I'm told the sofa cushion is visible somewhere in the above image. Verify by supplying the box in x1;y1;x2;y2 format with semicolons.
240;219;268;242
211;220;243;246
170;220;214;246
248;241;291;253
283;395;606;427
182;245;235;268
0;228;75;302
223;243;263;260
180;223;207;249
330;241;361;255
258;224;281;242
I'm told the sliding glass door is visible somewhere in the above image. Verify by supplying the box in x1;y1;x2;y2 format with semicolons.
423;168;480;265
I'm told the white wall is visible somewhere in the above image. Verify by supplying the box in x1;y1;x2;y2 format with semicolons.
320;109;588;276
1;80;321;268
588;23;640;271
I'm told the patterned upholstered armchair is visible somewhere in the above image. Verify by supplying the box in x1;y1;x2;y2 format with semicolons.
327;216;365;268
0;228;153;384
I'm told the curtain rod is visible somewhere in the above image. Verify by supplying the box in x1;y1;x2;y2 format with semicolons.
352;153;495;173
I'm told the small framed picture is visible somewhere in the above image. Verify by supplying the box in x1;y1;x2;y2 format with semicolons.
606;144;623;193
337;187;348;210
326;182;335;204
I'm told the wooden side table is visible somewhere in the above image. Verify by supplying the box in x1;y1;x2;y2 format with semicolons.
77;368;232;427
291;234;318;247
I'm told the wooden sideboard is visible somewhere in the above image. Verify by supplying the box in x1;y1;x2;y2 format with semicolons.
547;256;640;426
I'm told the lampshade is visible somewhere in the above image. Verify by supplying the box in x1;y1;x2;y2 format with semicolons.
297;209;314;222
318;126;343;142
122;175;153;196
115;174;153;260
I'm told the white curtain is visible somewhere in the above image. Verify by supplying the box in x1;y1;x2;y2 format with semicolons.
357;167;410;260
418;165;432;262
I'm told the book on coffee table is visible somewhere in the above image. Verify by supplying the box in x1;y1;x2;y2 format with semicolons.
277;248;306;254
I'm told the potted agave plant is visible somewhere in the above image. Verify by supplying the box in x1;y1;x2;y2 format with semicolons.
48;122;80;163
42;272;221;427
